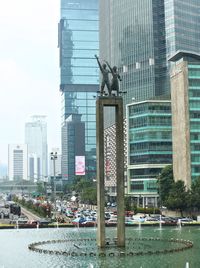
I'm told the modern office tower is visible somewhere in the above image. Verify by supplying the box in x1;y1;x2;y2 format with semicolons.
126;100;172;207
8;144;28;181
99;0;200;205
59;0;99;182
164;0;200;60
170;51;200;189
61;114;85;182
99;0;168;107
100;0;200;104
25;115;48;181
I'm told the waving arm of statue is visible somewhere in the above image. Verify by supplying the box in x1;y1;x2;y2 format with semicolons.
105;61;113;75
95;55;104;73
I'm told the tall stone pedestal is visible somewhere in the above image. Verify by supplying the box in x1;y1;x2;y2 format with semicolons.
96;96;125;248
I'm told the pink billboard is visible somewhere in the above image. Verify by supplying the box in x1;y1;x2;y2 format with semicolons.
75;156;85;175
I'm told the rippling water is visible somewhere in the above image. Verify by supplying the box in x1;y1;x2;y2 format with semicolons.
0;226;199;268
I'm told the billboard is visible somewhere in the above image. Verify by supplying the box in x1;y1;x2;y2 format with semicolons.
75;156;85;175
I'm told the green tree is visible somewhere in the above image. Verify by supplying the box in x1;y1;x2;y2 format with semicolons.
165;181;189;215
74;177;91;194
36;182;45;195
81;186;97;205
66;176;97;205
124;196;132;211
158;165;174;205
190;177;200;210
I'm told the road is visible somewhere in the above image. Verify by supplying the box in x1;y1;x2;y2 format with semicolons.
20;207;41;220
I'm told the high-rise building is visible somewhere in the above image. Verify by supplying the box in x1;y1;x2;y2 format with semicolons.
126;100;172;207
25;115;48;181
61;114;85;182
170;51;200;189
100;0;200;105
59;0;99;182
99;0;200;203
165;0;200;60
100;0;168;107
8;144;28;181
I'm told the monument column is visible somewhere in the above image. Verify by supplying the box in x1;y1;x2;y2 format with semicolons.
96;99;105;247
116;99;125;247
96;96;125;248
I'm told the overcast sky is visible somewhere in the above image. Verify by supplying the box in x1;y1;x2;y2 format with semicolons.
0;0;61;166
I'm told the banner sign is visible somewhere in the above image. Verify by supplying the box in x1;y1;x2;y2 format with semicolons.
75;156;85;175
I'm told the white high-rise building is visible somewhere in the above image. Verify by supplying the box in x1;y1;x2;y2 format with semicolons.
8;144;28;181
25;115;48;181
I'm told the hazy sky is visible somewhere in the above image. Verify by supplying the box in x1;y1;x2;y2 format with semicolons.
0;0;61;165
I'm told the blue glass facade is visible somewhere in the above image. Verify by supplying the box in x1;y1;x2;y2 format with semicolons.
165;0;200;91
165;0;200;59
59;0;99;181
100;0;168;106
100;0;200;108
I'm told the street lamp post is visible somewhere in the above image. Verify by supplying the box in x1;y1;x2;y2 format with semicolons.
51;152;57;219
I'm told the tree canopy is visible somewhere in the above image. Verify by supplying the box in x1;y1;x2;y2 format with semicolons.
158;165;174;205
165;180;189;214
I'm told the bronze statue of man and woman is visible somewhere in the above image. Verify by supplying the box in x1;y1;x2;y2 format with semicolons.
95;55;122;97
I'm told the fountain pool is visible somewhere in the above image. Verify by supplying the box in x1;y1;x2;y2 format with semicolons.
0;226;199;268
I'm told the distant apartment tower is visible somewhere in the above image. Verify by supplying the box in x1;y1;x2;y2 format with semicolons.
8;144;28;181
59;0;99;181
25;115;48;181
170;51;200;189
127;100;172;207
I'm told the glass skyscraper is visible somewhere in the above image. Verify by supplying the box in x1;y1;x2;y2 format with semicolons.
99;0;200;200
100;0;200;107
59;0;99;181
165;0;200;59
100;0;168;106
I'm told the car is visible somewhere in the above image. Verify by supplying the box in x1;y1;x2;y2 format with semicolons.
38;219;51;225
106;218;117;226
105;212;111;220
161;217;178;225
125;217;136;225
81;220;97;227
179;218;194;223
27;220;38;226
145;217;159;222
